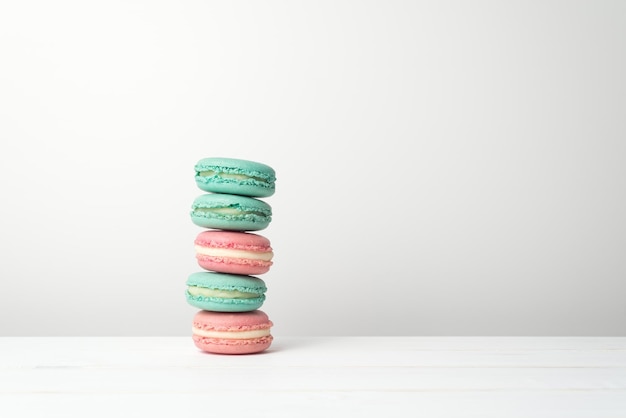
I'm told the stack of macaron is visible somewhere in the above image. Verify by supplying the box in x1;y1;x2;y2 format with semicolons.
187;157;276;355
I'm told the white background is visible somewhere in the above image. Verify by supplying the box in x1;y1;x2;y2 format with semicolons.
1;0;625;336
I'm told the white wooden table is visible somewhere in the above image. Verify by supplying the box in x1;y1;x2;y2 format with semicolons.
1;337;625;417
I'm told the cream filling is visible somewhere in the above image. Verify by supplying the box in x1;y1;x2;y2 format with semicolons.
192;327;270;339
195;246;273;261
198;170;265;182
187;286;260;299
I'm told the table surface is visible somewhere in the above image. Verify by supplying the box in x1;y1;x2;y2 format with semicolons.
1;337;625;417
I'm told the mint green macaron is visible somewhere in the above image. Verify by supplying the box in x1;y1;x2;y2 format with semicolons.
195;157;276;197
186;272;267;312
190;193;272;231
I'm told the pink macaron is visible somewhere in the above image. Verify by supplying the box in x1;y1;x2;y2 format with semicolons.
194;230;274;275
192;310;273;355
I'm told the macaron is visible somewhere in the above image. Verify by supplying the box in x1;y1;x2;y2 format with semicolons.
194;157;276;197
186;271;267;312
190;193;272;231
195;230;274;275
192;309;273;354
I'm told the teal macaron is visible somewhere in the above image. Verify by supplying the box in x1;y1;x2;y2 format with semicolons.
186;271;267;312
194;157;276;197
190;193;272;231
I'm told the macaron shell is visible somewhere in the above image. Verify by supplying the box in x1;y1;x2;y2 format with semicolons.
194;157;276;197
195;230;272;249
186;293;265;312
186;271;267;293
195;230;273;275
190;193;272;231
192;335;273;355
193;310;272;331
196;257;270;275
